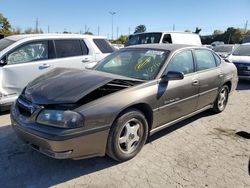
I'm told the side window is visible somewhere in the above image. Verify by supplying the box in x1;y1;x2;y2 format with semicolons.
162;34;172;44
7;41;48;65
167;50;194;74
93;39;114;53
195;49;217;71
80;40;89;55
54;39;83;58
214;53;221;65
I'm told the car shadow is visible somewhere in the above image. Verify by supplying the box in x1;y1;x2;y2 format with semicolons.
237;80;250;90
148;110;212;143
0;110;10;116
0;110;214;187
0;124;119;187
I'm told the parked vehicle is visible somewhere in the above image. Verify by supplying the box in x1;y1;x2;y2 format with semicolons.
228;43;250;80
211;41;224;47
243;35;250;43
125;32;201;46
0;34;114;111
11;44;238;161
213;44;236;58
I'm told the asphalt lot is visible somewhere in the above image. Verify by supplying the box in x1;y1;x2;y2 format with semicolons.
0;81;250;188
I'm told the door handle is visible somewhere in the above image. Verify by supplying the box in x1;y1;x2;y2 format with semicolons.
192;80;199;86
39;64;50;69
82;58;91;63
218;74;224;78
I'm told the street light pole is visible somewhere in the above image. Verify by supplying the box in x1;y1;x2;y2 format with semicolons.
109;11;116;40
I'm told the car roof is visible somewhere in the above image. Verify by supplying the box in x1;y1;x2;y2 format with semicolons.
6;34;107;42
125;44;201;52
130;31;199;35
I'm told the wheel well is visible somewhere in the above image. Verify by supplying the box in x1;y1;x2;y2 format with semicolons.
117;103;153;131
223;81;232;93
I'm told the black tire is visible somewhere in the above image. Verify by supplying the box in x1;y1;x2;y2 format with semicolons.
106;109;148;162
211;85;229;113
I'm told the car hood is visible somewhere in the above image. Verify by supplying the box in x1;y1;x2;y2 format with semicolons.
228;55;250;63
24;68;134;105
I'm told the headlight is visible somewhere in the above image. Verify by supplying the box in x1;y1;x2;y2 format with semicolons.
37;110;84;128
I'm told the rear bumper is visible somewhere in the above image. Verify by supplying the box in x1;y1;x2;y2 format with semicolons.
11;105;110;160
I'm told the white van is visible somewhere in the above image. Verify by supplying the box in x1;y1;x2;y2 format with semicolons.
0;34;115;111
126;32;201;46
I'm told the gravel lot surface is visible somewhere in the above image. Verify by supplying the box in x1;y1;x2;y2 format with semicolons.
0;81;250;188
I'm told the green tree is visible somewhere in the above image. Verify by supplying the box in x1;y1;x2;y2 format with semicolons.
213;30;223;36
12;27;22;34
24;27;43;34
84;31;93;35
115;35;128;44
0;13;12;36
194;27;202;34
134;25;146;33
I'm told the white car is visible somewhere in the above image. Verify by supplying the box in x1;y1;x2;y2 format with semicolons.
0;34;115;111
126;32;202;46
228;43;250;80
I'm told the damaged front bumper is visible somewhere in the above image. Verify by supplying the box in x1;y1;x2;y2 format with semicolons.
10;103;110;160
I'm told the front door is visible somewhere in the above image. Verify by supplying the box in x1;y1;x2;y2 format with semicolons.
156;50;199;127
1;40;53;96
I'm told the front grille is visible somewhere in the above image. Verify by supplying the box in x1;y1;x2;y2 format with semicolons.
17;96;36;117
233;62;250;76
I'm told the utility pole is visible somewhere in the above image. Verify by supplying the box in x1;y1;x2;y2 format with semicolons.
116;27;119;39
173;24;175;31
109;11;116;40
244;20;248;34
85;24;87;33
47;25;50;33
35;18;39;33
129;27;131;35
98;26;100;36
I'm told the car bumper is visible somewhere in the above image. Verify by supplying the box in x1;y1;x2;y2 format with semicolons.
0;95;18;111
233;63;250;80
11;105;110;160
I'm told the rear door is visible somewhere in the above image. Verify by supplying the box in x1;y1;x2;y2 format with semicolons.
1;40;54;95
52;39;92;69
194;49;223;109
92;38;115;61
157;50;199;126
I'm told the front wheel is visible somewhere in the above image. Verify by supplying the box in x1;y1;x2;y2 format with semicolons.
211;85;229;113
106;109;148;162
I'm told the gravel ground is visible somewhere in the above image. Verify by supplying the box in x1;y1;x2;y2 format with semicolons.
0;81;250;188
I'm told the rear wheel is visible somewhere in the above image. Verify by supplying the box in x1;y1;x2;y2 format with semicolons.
106;109;148;162
211;85;229;113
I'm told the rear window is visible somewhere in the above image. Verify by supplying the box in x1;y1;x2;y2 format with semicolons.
127;33;162;46
93;39;114;53
54;39;83;58
0;38;15;52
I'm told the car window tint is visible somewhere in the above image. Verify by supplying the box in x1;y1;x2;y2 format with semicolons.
54;39;83;58
80;40;89;55
195;49;217;71
167;50;194;74
162;34;172;44
93;39;115;53
7;41;48;65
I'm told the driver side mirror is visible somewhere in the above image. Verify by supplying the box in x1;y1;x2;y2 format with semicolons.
160;71;184;83
0;56;7;66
